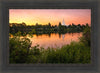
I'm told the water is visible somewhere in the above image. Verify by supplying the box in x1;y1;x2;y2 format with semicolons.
27;33;82;49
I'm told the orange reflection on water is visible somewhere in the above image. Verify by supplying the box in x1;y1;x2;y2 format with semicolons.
29;33;82;49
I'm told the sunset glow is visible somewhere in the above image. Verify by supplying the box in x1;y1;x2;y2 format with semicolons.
9;9;91;26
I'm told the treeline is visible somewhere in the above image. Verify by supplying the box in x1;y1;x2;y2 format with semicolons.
9;22;90;35
9;26;91;64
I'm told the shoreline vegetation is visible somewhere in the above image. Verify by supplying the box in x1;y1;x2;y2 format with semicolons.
9;22;90;36
9;22;91;64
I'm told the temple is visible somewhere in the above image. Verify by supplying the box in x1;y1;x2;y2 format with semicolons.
61;19;67;26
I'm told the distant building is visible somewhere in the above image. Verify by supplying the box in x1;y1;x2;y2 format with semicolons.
61;19;68;27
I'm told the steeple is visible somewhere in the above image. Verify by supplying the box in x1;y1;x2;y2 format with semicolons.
62;19;66;26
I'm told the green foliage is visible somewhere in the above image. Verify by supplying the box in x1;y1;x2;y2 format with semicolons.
9;36;32;63
38;41;90;64
9;25;91;64
9;38;91;64
15;31;21;37
79;26;91;46
10;23;90;35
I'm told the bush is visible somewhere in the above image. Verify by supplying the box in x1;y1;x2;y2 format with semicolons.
79;27;91;46
9;36;31;63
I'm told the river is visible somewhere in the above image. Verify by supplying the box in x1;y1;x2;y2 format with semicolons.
27;33;82;49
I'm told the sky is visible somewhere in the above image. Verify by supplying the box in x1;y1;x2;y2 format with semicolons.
9;9;91;26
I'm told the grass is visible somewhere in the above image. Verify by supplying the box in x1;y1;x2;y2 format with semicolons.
28;41;91;64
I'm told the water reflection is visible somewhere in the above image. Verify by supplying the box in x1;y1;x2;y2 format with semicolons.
62;34;65;41
28;33;82;49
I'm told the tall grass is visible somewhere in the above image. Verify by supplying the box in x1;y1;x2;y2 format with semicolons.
27;41;90;64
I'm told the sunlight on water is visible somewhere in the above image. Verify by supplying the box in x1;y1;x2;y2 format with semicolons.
28;33;82;49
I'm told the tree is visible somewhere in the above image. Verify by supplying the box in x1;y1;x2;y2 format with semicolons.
9;36;32;63
48;22;51;27
80;26;91;46
58;22;61;26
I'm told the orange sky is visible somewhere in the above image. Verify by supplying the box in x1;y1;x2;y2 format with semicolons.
9;9;91;26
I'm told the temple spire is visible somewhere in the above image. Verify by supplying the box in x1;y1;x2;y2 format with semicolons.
62;19;66;26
